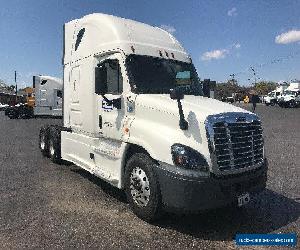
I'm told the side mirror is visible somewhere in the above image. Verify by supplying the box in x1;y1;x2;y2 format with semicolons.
170;87;184;100
170;87;188;130
95;66;108;95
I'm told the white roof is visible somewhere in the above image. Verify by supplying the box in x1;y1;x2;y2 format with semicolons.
38;75;62;85
64;13;189;65
287;82;300;90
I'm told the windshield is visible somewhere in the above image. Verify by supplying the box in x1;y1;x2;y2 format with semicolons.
126;54;203;95
284;90;296;95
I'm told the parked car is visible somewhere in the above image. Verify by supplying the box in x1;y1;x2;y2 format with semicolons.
0;103;9;111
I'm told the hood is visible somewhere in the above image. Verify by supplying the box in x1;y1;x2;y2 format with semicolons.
135;94;250;122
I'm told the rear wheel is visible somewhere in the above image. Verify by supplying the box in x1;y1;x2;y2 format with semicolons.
39;126;49;157
124;153;162;222
49;126;62;164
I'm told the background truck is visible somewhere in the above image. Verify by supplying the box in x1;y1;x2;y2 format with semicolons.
39;13;267;222
265;85;288;106
33;75;63;117
6;75;62;119
278;82;300;108
5;89;35;119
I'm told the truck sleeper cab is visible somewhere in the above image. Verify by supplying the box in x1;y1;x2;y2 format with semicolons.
39;13;267;222
278;82;300;108
33;75;63;117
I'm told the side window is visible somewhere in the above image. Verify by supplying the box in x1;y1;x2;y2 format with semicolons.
75;28;85;51
95;59;123;95
106;60;123;94
57;90;63;98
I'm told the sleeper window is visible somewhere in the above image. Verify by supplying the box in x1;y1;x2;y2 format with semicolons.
75;28;85;51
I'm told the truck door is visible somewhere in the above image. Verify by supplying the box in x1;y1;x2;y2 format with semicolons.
96;54;125;141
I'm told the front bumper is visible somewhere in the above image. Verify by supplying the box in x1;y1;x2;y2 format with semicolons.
154;159;268;212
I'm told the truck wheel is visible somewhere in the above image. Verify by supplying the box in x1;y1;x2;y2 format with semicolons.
49;126;62;164
124;153;162;222
39;126;49;157
289;100;296;108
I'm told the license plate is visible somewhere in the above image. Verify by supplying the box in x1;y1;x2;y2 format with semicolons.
237;193;250;207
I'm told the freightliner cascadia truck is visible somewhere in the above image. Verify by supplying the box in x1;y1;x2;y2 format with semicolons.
39;13;267;221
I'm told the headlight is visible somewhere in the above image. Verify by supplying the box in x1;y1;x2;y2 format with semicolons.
171;144;209;171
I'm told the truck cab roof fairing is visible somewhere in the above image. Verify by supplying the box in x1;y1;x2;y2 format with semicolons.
63;13;189;65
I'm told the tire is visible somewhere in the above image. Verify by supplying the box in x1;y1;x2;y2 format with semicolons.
48;126;62;164
124;153;162;222
8;113;17;119
289;100;296;108
270;101;275;106
39;126;49;157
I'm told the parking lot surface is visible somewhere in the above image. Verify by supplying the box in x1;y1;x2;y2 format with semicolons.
0;105;299;249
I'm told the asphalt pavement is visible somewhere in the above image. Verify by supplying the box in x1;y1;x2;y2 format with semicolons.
0;104;299;249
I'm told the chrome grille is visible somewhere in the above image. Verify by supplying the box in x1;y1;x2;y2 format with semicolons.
206;112;264;174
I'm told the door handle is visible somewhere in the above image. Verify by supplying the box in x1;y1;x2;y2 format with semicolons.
99;115;102;129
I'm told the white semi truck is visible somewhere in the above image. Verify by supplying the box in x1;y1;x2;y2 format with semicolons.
39;14;267;221
33;75;63;117
278;82;300;108
264;85;288;106
5;75;62;119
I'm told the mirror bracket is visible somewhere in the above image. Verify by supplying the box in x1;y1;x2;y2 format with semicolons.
170;88;188;130
177;99;188;130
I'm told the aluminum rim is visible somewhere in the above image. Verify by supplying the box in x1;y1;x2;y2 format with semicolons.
40;134;45;150
129;167;150;207
49;140;55;156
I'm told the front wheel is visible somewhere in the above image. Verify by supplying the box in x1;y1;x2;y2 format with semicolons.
124;153;162;222
289;100;297;108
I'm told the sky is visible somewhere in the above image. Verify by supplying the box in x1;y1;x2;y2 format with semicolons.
0;0;300;88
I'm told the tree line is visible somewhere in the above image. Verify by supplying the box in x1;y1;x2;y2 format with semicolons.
214;80;277;101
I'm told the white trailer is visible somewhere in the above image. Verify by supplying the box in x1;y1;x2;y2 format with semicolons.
33;75;63;117
39;13;267;221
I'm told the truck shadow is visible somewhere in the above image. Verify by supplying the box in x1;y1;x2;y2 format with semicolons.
71;167;299;241
155;189;300;241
